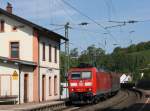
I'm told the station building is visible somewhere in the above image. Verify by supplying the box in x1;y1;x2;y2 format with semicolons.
0;3;67;104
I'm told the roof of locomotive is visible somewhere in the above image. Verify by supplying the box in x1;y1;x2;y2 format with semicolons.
69;63;96;72
69;63;119;75
69;66;96;71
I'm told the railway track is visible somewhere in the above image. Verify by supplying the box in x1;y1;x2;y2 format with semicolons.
77;89;141;111
26;89;140;111
51;89;139;111
100;89;141;111
66;89;141;111
74;90;128;111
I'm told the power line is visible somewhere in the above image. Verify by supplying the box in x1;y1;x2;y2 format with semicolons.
109;0;117;16
72;26;109;51
51;27;64;31
104;0;112;21
62;0;105;30
58;0;76;24
104;0;117;21
50;23;65;27
62;0;119;43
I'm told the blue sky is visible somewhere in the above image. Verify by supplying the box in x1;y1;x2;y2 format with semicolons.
1;0;150;53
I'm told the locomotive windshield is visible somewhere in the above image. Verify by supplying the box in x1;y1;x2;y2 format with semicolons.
71;72;91;79
71;72;81;79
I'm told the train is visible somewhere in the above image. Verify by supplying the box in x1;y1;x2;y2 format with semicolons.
67;64;120;104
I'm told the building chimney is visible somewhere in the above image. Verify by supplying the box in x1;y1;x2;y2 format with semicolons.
6;2;12;14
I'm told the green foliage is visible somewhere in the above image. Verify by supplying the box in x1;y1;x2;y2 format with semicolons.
78;45;105;67
70;48;78;57
60;51;66;82
60;41;150;82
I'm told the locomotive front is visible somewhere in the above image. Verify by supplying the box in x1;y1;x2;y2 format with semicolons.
68;67;96;103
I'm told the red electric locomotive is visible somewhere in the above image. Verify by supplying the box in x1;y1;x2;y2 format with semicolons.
67;64;120;104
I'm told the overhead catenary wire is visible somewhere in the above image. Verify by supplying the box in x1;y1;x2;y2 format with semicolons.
109;0;117;16
51;27;65;31
72;27;104;35
49;0;57;25
61;0;119;43
104;0;112;21
62;0;105;29
103;0;117;21
58;0;77;24
50;23;113;48
72;26;109;51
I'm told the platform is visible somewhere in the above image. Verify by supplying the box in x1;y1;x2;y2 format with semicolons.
0;100;65;111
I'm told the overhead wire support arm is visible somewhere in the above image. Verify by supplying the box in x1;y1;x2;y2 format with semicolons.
106;20;140;29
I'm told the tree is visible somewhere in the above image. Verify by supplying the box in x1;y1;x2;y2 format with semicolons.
70;48;78;57
70;48;79;68
60;51;66;82
78;45;105;67
60;41;150;82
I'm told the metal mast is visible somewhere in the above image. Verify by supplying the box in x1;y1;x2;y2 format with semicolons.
64;22;70;98
64;22;70;73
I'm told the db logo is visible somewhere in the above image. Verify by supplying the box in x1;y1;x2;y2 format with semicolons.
79;81;83;86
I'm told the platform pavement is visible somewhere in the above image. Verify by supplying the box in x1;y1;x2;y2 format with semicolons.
0;100;65;111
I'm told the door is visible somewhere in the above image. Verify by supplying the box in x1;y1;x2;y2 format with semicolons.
24;74;28;103
42;75;46;101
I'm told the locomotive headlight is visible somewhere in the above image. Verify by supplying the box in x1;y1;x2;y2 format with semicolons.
85;82;92;86
88;88;92;91
70;83;77;86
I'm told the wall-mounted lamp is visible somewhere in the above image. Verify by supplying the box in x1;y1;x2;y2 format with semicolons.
14;62;19;65
3;60;7;63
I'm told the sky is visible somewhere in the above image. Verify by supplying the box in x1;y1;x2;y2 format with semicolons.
1;0;150;53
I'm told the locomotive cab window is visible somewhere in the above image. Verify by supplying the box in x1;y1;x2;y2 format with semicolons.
71;72;91;79
71;72;81;79
82;72;91;79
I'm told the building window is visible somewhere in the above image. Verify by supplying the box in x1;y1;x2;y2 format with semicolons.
54;47;57;63
49;45;51;62
42;42;45;61
54;76;57;95
0;20;5;32
49;77;51;96
10;42;19;59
